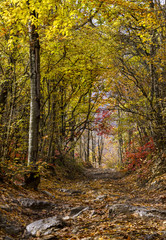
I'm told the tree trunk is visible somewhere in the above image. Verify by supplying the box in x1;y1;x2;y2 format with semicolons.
98;135;104;167
28;21;40;166
86;122;90;163
70;117;75;160
91;131;96;167
118;108;123;164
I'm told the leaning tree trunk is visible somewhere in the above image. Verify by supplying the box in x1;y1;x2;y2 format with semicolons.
28;21;40;166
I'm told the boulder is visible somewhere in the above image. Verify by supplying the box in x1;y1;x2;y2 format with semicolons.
109;204;135;217
19;198;54;210
26;216;66;237
109;204;166;219
134;207;166;219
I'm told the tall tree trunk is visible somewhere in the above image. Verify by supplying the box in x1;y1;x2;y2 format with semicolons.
1;54;16;160
98;135;104;167
91;131;96;167
86;122;90;163
83;133;87;162
48;100;56;162
70;116;75;160
79;134;83;160
28;21;40;166
118;108;123;164
86;90;92;164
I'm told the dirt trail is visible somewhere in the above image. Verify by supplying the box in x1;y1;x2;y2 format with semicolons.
0;168;166;239
39;168;166;239
83;168;126;179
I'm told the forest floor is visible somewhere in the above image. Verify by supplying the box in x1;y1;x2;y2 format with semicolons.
0;168;166;240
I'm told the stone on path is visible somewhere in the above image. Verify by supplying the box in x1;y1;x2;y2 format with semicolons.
19;198;54;210
26;216;66;237
109;204;166;219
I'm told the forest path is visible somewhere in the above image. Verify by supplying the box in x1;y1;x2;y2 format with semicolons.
39;169;166;239
0;169;165;239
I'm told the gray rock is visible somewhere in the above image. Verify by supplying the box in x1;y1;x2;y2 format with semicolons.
26;216;66;237
19;198;54;210
59;189;83;195
59;188;71;193
109;204;166;220
134;207;166;219
109;204;136;217
70;206;89;217
42;191;55;198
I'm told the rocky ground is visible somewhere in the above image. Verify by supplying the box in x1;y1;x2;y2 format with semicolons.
0;168;166;240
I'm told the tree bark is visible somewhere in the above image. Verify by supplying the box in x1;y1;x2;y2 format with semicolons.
91;131;96;167
98;135;104;167
118;108;123;164
28;21;40;166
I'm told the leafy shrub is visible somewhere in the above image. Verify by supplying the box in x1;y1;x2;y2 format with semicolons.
123;138;155;171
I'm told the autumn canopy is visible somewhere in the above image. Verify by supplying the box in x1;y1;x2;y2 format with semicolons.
0;0;165;178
